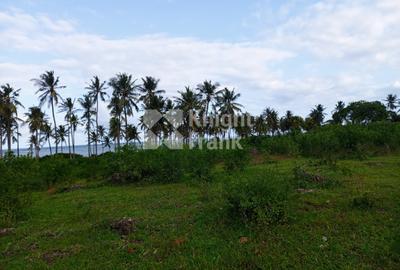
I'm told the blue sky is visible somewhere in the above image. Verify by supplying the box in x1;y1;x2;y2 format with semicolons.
1;0;400;145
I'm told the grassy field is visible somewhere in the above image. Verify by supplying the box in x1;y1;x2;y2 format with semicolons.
1;155;400;269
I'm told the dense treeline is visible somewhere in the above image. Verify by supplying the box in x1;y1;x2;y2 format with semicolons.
0;70;399;158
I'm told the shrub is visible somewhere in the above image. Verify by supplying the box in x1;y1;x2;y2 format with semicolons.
351;193;375;209
222;149;250;173
224;170;290;224
293;166;339;189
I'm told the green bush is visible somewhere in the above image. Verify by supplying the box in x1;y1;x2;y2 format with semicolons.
351;193;375;209
224;170;290;224
222;149;250;173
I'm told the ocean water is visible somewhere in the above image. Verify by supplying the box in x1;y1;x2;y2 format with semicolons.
13;144;115;157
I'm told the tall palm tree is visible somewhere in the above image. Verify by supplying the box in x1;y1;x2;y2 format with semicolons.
78;94;95;156
102;135;112;152
87;76;108;155
56;125;68;153
331;101;346;124
70;114;79;155
42;121;53;155
109;73;139;146
384;94;398;111
125;124;141;145
309;104;326;126
32;71;65;154
59;97;78;157
262;107;280;135
175;86;201;143
24;107;46;159
197;80;221;118
138;76;165;104
0;84;23;154
109;117;121;150
216;88;242;139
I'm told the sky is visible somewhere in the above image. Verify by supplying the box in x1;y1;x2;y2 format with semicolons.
1;0;400;146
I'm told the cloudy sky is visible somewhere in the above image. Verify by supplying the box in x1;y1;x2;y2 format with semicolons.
1;0;400;145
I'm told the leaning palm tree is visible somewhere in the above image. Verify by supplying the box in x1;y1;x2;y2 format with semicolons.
0;84;23;154
78;94;95;157
86;76;108;155
24;107;46;159
59;97;78;157
31;71;65;154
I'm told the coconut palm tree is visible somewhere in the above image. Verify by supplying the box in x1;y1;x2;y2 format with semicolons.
69;114;79;155
175;86;201;143
109;73;139;146
196;80;221;138
42;121;53;155
109;117;121;150
102;135;112;152
56;125;68;153
309;104;326;126
331;101;346;124
216;88;242;139
32;71;65;153
59;97;78;157
87;76;108;155
125;124;141;145
384;94;398;111
0;84;23;154
138;76;165;104
78;94;95;156
24;107;46;159
262;107;280;135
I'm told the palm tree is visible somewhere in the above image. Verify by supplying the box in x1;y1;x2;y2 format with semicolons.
56;125;68;153
70;114;79;155
0;84;23;154
86;76;108;155
309;104;326;126
175;86;202;143
59;97;78;157
109;117;121;150
32;71;65;153
42;121;53;155
109;73;139;146
196;80;221;138
79;94;95;156
216;88;242;139
125;124;141;145
263;107;280;135
24;107;46;158
331;101;346;124
102;136;112;152
384;94;398;111
138;76;165;104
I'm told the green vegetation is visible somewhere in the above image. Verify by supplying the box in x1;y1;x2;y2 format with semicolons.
1;152;399;269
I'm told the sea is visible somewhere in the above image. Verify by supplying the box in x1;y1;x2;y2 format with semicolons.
11;144;115;157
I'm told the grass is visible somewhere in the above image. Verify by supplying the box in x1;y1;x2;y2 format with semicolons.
1;155;400;269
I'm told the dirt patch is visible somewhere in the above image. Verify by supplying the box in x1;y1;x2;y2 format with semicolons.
296;188;315;194
41;250;69;264
110;217;137;236
0;228;14;237
58;184;85;193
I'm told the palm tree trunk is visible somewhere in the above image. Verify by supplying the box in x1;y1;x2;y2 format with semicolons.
68;122;72;158
87;123;91;157
48;138;52;155
35;130;40;159
7;125;12;154
51;101;58;154
124;109;128;146
72;129;75;155
95;98;99;155
17;124;20;157
0;130;3;158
